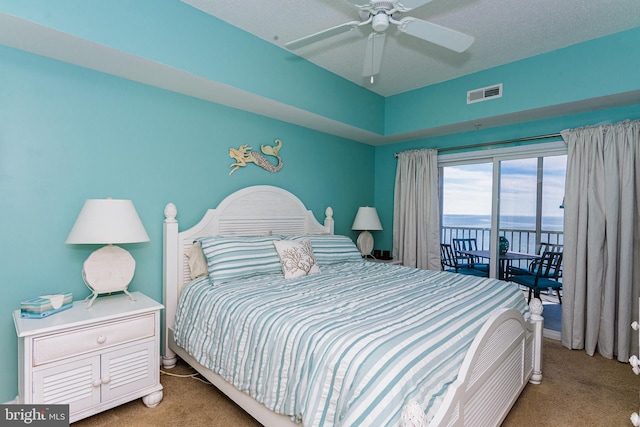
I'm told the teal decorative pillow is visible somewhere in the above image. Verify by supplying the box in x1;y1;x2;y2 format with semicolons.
198;236;283;285
287;235;363;265
273;239;320;279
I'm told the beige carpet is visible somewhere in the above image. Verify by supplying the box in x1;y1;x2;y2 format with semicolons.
74;338;638;426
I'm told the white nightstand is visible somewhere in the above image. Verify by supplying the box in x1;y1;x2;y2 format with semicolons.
13;292;164;423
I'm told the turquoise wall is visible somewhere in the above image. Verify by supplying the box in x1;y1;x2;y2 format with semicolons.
0;46;375;402
385;26;640;135
0;0;385;135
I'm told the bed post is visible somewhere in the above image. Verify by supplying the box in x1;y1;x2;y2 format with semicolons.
324;207;334;234
529;298;544;384
162;202;179;369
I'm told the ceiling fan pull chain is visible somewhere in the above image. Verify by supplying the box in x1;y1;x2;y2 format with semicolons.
370;33;375;85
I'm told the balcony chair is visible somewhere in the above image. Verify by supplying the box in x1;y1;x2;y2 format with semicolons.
451;238;490;275
509;250;563;303
508;242;563;277
440;243;489;277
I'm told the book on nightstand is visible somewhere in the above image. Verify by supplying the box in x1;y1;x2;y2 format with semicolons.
20;292;73;318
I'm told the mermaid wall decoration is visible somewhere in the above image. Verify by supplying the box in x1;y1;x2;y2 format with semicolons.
229;139;283;175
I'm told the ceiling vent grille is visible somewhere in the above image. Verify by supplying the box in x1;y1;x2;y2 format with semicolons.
467;83;503;104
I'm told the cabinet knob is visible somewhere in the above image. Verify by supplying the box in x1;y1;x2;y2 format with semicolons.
632;321;639;331
631;412;640;426
92;378;102;388
630;355;640;375
96;335;106;344
102;376;111;385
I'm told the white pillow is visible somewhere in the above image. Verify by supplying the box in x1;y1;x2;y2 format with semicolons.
185;241;208;279
273;239;320;279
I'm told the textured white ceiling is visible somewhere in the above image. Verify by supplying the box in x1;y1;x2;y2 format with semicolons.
183;0;640;96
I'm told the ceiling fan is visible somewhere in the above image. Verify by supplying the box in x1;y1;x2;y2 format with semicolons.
285;0;475;84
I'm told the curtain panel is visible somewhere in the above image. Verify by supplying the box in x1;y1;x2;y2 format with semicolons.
393;149;441;270
561;119;640;361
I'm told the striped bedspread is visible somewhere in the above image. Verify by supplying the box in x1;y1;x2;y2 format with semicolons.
174;261;529;426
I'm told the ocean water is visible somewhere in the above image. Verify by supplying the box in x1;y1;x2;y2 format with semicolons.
443;214;564;231
442;214;564;256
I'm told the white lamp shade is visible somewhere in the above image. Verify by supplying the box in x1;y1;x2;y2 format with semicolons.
351;207;383;231
65;199;150;244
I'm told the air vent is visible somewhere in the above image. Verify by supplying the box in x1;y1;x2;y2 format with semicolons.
467;83;503;104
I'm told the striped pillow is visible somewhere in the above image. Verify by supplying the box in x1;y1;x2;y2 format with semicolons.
198;236;283;285
287;235;363;265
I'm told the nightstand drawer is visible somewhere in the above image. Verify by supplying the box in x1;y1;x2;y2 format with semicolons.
33;313;155;366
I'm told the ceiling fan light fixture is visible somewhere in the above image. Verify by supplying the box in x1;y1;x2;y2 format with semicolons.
372;12;389;32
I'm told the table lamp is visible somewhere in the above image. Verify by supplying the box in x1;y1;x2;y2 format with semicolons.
66;198;150;307
351;206;383;257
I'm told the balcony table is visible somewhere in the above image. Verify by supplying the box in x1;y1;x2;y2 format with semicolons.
456;249;540;280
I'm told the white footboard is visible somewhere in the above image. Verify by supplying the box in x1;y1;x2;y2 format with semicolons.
422;300;543;427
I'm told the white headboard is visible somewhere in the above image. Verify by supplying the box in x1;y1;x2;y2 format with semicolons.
162;185;334;361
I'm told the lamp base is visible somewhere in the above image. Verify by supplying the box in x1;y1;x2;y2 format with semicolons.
356;230;374;257
82;245;137;308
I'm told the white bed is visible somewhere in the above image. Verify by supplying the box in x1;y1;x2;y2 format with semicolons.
162;185;543;426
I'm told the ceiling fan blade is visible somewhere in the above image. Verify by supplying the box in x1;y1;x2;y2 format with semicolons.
362;32;386;77
397;17;474;53
285;21;362;50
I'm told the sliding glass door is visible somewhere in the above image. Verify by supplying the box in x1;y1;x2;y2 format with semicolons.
498;156;565;273
441;162;493;250
440;142;567;279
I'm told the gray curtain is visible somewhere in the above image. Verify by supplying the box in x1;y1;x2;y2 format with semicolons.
393;149;441;270
561;119;640;361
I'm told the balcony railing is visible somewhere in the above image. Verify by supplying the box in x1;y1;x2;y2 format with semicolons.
441;226;564;270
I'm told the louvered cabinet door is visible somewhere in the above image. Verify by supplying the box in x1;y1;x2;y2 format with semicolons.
32;355;101;414
631;307;640;426
101;340;156;403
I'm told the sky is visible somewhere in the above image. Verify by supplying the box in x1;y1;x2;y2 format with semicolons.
442;154;566;218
